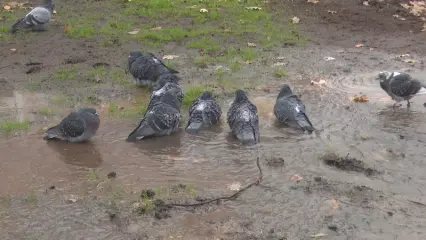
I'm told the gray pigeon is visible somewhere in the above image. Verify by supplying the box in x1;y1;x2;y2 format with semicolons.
144;74;183;117
186;91;222;133
43;107;100;142
377;71;426;108
274;84;315;133
127;51;179;87
227;89;260;145
11;0;54;33
126;88;181;141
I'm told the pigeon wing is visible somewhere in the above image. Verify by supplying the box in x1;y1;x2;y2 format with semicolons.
59;113;86;138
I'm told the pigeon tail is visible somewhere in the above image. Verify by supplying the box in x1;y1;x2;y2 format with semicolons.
43;125;64;140
296;113;315;133
10;17;26;33
167;67;179;74
185;120;203;133
126;120;156;141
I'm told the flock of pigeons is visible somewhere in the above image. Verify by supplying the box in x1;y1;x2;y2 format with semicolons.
9;0;426;146
43;51;316;145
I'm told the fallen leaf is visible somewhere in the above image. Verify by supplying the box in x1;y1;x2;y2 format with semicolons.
276;56;285;60
10;48;16;52
95;75;101;83
393;14;405;21
328;10;337;14
291;16;300;24
404;59;416;64
53;10;57;14
128;29;140;35
310;78;326;85
363;1;370;6
323;56;335;61
369;47;374;51
200;8;208;13
401;2;426;17
331;199;339;209
245;6;262;10
227;182;241;191
163;55;179;60
311;233;327;238
355;43;364;48
151;26;162;30
289;174;303;182
273;62;285;66
307;0;319;3
352;95;369;102
247;42;256;47
3;5;11;10
422;23;426;32
64;25;71;33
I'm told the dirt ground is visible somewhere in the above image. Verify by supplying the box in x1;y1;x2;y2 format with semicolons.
2;0;426;239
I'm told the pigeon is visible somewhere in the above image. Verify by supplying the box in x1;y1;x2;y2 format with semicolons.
126;88;181;141
43;107;100;142
127;51;179;87
11;0;54;33
186;91;222;133
377;71;426;108
227;89;260;145
273;84;315;133
144;74;183;116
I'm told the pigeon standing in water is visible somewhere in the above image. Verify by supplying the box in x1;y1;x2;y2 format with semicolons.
227;89;260;145
186;91;222;133
126;88;182;141
377;71;426;108
274;84;315;133
127;51;179;87
146;73;183;112
43;107;100;143
11;0;54;33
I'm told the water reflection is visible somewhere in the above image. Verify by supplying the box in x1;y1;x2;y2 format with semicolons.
131;130;184;157
46;141;103;168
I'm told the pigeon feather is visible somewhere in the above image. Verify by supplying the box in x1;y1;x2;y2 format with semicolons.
186;91;222;133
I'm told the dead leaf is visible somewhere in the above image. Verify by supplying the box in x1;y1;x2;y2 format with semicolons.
404;59;416;64
3;5;11;10
352;95;369;102
289;174;303;182
328;10;337;14
307;0;319;3
64;25;71;33
311;233;327;238
393;14;405;21
291;16;300;24
10;48;16;52
310;78;326;85
247;42;256;47
422;23;426;32
200;8;208;13
227;182;241;191
53;10;57;14
163;55;179;60
401;2;426;17
331;199;339;209
355;43;364;48
273;62;285;66
128;29;140;35
363;1;369;6
95;75;101;83
151;26;162;30
276;56;285;60
245;6;262;10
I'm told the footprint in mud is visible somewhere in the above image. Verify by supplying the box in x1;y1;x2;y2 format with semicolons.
321;152;380;177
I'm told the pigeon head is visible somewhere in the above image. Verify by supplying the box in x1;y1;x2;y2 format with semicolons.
78;107;99;116
377;71;391;82
200;91;213;100
234;89;249;104
128;51;143;64
277;84;293;98
153;74;180;91
43;0;54;11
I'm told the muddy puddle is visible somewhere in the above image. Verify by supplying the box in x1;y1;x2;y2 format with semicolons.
2;71;426;239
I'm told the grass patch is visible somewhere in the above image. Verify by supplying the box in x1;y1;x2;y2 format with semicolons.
38;108;56;115
274;67;288;78
239;47;257;62
87;169;100;181
0;120;30;134
55;66;78;81
26;192;37;207
107;102;148;118
182;85;211;107
186;38;221;52
50;95;72;106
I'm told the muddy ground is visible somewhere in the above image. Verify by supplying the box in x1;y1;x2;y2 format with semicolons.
2;0;426;239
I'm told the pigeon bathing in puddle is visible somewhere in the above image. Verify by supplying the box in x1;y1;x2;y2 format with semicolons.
274;84;315;133
43;107;100;143
11;0;54;33
377;71;426;108
144;74;183;116
186;91;222;133
227;89;260;145
127;51;179;87
126;88;182;141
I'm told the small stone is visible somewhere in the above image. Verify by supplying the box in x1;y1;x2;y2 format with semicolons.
387;212;393;216
399;135;404;139
314;176;322;182
328;225;338;231
107;171;117;179
141;189;155;199
48;185;55;190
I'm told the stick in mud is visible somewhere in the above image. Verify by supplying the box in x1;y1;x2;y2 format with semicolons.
165;157;263;208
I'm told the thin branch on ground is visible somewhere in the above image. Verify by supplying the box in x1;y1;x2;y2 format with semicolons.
166;157;263;208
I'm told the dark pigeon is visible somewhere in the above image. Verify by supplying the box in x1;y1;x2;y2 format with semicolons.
126;88;181;141
43;107;100;142
377;71;426;108
186;91;222;133
127;51;179;87
273;84;315;133
11;0;54;33
144;74;183;117
227;89;259;145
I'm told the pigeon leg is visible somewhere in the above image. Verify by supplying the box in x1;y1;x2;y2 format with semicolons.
406;100;411;108
32;24;46;32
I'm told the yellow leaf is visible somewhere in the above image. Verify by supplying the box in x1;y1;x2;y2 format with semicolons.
3;5;11;10
128;29;140;35
355;43;364;48
331;198;339;209
352;95;369;102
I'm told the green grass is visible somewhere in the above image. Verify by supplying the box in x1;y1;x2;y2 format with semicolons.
186;38;221;52
239;48;257;62
38;108;56;115
274;67;288;77
87;169;99;181
55;66;78;81
182;85;211;107
50;95;72;106
107;102;148;118
26;192;37;207
0;120;30;134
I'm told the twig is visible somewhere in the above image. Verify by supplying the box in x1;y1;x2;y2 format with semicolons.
166;157;263;208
